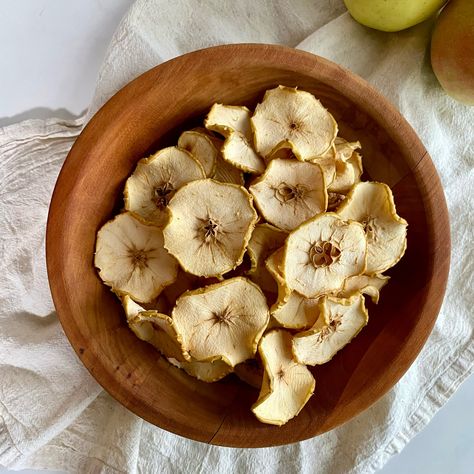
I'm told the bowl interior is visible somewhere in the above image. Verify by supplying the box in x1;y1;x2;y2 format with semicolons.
46;45;450;448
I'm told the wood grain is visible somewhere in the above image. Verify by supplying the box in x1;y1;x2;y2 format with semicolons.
46;44;450;447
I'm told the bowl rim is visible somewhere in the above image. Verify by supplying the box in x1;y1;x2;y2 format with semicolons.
46;43;451;447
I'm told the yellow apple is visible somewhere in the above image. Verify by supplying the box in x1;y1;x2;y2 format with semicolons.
344;0;447;32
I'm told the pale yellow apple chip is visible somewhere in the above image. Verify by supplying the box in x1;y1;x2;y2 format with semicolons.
221;131;265;174
251;85;338;161
122;292;169;314
163;179;258;277
272;146;335;186
328;151;363;194
315;137;359;160
268;147;335;185
272;293;322;330
333;137;361;161
319;138;358;192
121;298;186;362
128;310;187;361
268;145;336;187
213;156;245;185
122;295;230;381
172;277;270;367
316;137;361;193
314;155;337;188
124;146;205;226
168;357;233;383
265;248;291;307
338;274;390;304
266;316;284;330
248;224;288;273
252;329;315;426
205;104;253;137
192;127;225;150
190;127;245;184
337;181;408;274
282;213;367;298
292;294;368;365
205;103;265;174
247;224;288;293
121;294;146;321
249;158;327;231
178;131;218;177
95;212;178;303
265;249;321;329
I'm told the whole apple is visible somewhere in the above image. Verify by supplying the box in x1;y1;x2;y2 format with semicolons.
431;0;474;105
344;0;447;32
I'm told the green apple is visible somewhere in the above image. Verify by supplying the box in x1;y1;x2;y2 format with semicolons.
344;0;447;32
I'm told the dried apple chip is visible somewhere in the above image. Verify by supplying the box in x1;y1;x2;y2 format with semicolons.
267;145;336;188
249;158;327;231
168;357;233;383
247;223;288;292
292;294;368;365
328;151;363;194
94;212;178;303
205;104;265;174
205;104;253;137
314;155;337;188
268;147;335;185
265;248;291;307
128;310;186;361
122;295;231;381
121;294;146;321
311;139;359;188
333;137;361;161
317;137;361;194
124;146;205;226
265;249;321;329
221;131;265;174
272;293;322;330
248;224;288;273
190;127;244;184
213;155;245;185
163;179;258;277
123;296;230;381
282;213;367;298
178;130;218;177
337;181;408;274
252;329;315;426
172;277;270;367
338;274;390;304
251;85;337;161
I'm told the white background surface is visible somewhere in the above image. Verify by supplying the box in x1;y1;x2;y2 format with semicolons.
0;1;473;473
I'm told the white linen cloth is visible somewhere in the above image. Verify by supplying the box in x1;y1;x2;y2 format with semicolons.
1;1;473;472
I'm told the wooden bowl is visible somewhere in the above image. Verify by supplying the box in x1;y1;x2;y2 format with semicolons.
46;44;450;447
